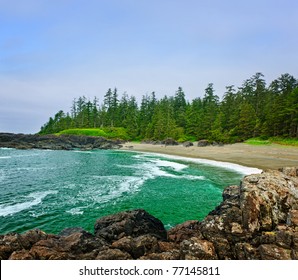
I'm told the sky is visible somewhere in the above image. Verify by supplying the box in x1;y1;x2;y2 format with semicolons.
0;0;297;133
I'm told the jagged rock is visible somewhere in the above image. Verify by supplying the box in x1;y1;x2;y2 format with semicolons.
111;235;160;258
9;249;34;260
59;227;87;236
29;237;74;260
140;250;180;260
287;210;298;227
180;237;218;260
234;242;258;259
94;209;167;241
60;231;106;255
240;169;298;233
168;220;202;243
0;230;47;260
258;244;292;260
96;249;132;260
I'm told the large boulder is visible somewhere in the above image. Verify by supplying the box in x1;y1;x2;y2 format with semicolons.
94;209;167;242
197;139;210;147
163;138;179;146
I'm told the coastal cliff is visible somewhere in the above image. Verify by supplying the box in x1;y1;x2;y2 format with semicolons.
0;133;123;150
1;167;298;260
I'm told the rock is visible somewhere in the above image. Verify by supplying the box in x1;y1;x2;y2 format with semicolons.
180;237;218;260
9;249;34;260
59;227;87;236
240;169;298;233
197;140;210;147
258;244;292;260
168;220;202;243
29;237;74;260
140;250;180;260
287;210;298;227
111;235;160;259
182;141;193;147
163;138;178;146
234;243;258;259
94;209;167;242
0;133;123;150
222;185;240;201
279;167;298;177
96;249;132;260
60;231;106;255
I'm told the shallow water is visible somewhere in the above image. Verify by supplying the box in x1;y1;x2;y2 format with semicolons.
0;148;259;234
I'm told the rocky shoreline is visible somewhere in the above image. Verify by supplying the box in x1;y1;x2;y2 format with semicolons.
0;133;123;150
1;167;298;260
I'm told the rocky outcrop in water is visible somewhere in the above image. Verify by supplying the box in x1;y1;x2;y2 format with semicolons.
0;133;123;150
1;167;298;260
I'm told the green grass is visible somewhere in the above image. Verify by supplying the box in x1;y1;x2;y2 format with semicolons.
56;127;130;140
245;137;298;146
270;137;298;146
245;138;271;145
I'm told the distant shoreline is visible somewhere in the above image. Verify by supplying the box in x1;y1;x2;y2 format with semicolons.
120;142;298;171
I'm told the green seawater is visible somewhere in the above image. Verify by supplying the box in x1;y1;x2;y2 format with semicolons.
0;148;259;234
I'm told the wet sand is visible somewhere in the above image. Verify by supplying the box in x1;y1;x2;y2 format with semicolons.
121;142;298;170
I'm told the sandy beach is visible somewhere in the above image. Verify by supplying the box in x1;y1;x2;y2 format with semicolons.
121;142;298;170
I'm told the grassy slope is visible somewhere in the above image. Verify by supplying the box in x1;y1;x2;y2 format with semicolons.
245;137;298;147
56;128;130;140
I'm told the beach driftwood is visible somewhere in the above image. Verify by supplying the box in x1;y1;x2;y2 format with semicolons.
1;167;298;260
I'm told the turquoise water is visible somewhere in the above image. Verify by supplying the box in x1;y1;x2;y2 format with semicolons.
0;148;258;234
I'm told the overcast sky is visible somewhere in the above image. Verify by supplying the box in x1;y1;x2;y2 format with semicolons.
1;0;297;133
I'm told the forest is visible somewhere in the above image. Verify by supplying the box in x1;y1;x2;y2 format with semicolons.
39;73;298;143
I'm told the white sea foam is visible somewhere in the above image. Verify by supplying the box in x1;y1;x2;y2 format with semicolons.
148;158;188;171
0;156;11;159
181;175;205;180
66;207;84;215
72;150;93;154
89;175;145;204
131;151;262;175
0;190;58;217
122;155;205;181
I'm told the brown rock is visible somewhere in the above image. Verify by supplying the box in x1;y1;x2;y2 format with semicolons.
61;231;106;255
168;220;202;243
287;210;298;227
112;235;159;258
140;250;180;260
96;249;132;260
258;244;292;260
240;169;298;233
94;209;167;242
9;249;34;260
180;237;218;260
234;243;258;259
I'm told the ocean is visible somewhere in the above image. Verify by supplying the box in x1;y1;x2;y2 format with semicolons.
0;148;261;234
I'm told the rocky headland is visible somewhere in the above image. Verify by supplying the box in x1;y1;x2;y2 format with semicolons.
0;133;123;150
1;167;298;260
